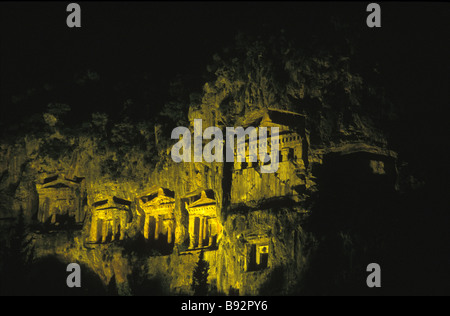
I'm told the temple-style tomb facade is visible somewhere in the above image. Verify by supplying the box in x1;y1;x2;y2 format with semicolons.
89;196;132;243
185;190;221;249
137;187;176;244
36;174;86;224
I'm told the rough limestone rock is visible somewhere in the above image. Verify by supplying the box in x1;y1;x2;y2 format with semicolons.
0;99;397;295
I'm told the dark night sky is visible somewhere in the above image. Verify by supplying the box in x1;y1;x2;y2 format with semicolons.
0;1;449;157
1;2;448;102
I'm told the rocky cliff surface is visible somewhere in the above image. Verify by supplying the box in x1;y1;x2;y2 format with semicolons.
0;33;402;296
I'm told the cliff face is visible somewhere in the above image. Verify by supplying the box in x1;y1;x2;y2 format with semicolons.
0;102;397;295
0;31;403;295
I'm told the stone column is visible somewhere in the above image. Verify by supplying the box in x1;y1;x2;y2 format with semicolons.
208;220;214;247
189;216;196;249
256;246;261;265
120;214;126;241
203;217;209;246
144;213;150;239
102;219;107;243
154;215;160;240
199;217;204;248
90;215;98;243
167;219;173;244
111;218;116;241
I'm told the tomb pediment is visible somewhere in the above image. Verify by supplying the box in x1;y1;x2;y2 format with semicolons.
37;174;84;191
185;191;217;217
140;188;174;205
43;182;71;189
113;196;132;206
143;195;175;207
41;173;84;183
138;188;175;216
36;173;86;224
93;196;132;210
92;199;108;208
43;175;59;184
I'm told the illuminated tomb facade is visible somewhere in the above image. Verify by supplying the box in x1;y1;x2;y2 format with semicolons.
231;108;309;204
22;103;399;295
244;234;270;272
36;174;86;225
89;196;132;243
137;187;176;244
184;190;222;249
